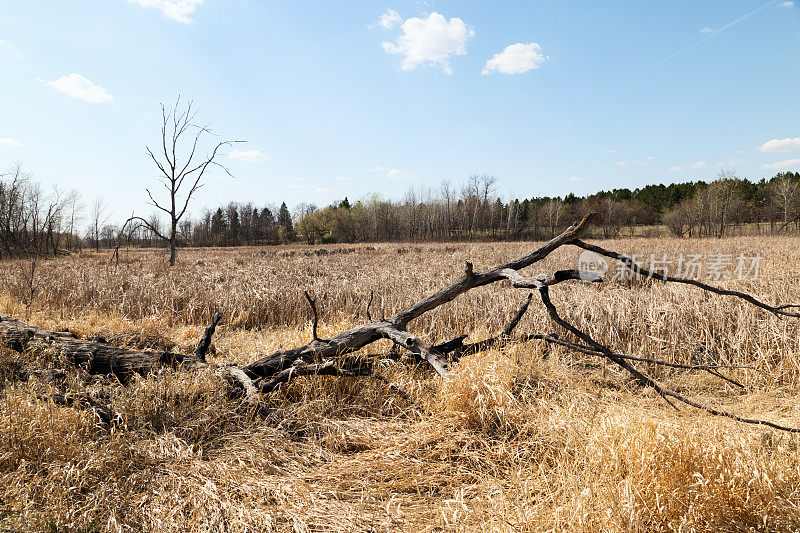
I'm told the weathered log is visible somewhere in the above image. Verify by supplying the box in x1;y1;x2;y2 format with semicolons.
219;365;260;403
259;360;372;393
0;313;207;381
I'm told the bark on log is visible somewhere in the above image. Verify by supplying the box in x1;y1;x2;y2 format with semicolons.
0;313;206;381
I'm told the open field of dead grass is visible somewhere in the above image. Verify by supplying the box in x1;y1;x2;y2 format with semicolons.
1;236;800;531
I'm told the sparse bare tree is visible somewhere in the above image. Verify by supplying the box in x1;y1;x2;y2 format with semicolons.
439;180;453;239
65;191;84;252
88;197;109;252
545;198;563;237
0;164;77;258
769;177;800;232
664;201;690;237
132;97;241;265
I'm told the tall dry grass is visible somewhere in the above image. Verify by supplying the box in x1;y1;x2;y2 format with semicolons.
1;236;799;531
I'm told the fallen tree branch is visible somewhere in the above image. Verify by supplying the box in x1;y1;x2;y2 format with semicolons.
258;359;372;393
253;357;416;405
433;293;533;359
533;333;761;388
4;210;800;432
304;291;320;341
572;240;800;318
366;290;374;321
536;285;800;433
241;214;596;380
219;365;260;404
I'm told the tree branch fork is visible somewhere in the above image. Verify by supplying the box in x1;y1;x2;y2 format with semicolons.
3;213;800;431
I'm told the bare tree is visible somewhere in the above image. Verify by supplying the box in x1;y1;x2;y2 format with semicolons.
88;197;109;252
664;201;690;237
545;198;563;237
132;97;240;266
64;191;84;252
0;164;76;258
704;171;745;238
439;180;453;239
769;177;800;232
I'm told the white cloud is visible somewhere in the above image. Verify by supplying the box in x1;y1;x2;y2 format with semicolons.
126;0;203;24
482;42;546;75
758;137;800;153
700;26;714;33
603;149;614;155
286;183;303;190
377;9;402;30
669;166;684;172
762;158;800;169
632;158;649;167
314;187;333;194
387;168;410;180
717;157;743;167
382;12;473;74
615;160;627;167
690;161;707;169
779;1;794;7
48;73;113;103
568;176;582;182
0;138;21;147
228;149;268;162
367;166;411;179
337;176;352;181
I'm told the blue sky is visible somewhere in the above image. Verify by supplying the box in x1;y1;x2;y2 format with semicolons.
1;0;799;221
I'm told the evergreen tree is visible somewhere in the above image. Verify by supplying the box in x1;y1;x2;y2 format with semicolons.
277;202;294;243
259;207;276;243
227;205;241;245
210;208;226;245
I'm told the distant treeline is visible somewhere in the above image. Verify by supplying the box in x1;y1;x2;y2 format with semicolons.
2;167;800;259
182;171;800;246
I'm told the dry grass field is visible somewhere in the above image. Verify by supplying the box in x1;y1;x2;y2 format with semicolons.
1;236;800;532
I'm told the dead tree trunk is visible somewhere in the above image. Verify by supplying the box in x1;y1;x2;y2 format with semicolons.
0;313;209;381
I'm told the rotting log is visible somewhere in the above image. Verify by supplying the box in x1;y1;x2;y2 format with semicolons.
0;313;209;381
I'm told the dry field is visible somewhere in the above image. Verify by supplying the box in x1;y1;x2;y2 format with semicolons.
1;236;800;532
